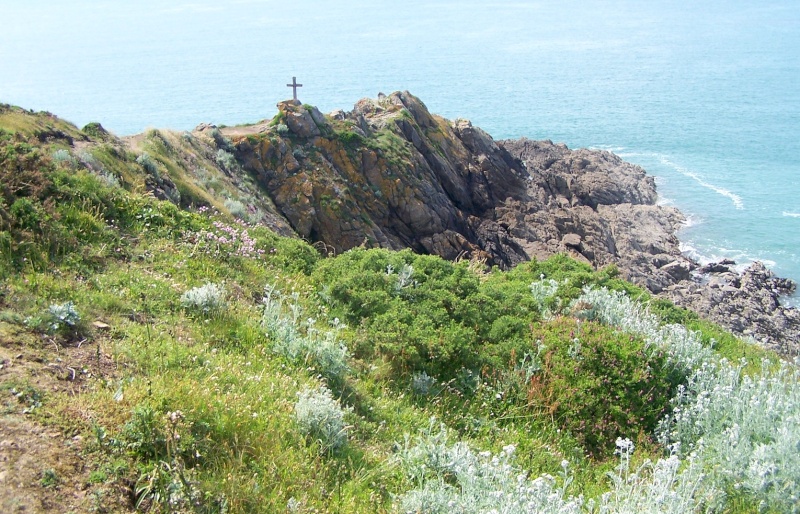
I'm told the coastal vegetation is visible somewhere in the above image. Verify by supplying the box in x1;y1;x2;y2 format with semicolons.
0;103;797;513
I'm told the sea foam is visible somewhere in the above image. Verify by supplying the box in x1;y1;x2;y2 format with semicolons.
657;156;744;210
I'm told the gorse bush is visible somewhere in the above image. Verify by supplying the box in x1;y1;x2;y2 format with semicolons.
312;248;534;379
295;386;350;453
528;317;678;458
180;282;226;314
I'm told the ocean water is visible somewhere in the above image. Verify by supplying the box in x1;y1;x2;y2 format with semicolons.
2;0;799;303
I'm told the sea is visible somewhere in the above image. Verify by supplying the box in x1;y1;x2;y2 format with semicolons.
2;0;799;305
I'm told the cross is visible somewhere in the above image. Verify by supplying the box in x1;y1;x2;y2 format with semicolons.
286;76;302;101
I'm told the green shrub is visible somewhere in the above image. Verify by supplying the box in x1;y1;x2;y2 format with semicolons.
82;122;110;140
136;152;158;174
529;317;678;458
336;130;364;150
312;248;555;380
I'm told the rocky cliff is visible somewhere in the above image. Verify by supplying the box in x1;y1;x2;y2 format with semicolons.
218;92;797;354
229;93;530;267
225;93;692;288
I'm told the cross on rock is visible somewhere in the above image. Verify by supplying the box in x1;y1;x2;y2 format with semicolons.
286;76;303;101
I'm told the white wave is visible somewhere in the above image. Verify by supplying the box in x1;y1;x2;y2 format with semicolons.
679;213;702;228
589;145;627;154
783;211;800;218
781;293;800;309
615;150;653;160
657;156;744;210
681;241;778;272
679;242;715;266
612;150;745;211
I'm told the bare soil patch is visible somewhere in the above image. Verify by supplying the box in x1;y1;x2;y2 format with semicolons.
0;323;133;513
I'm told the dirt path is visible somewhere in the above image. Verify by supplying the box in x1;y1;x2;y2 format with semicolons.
0;323;132;513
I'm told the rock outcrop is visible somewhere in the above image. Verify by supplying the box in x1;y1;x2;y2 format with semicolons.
221;92;798;355
662;261;799;354
231;92;694;286
233;92;530;265
497;138;695;293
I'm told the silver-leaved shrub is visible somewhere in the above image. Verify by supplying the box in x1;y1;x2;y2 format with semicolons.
136;152;158;174
569;287;712;373
593;437;721;513
569;286;800;511
262;285;350;384
294;385;350;453
396;423;723;514
223;198;247;219
48;301;81;333
396;421;582;514
51;148;77;168
215;149;238;172
529;278;560;317
658;358;800;513
411;371;436;396
180;282;226;314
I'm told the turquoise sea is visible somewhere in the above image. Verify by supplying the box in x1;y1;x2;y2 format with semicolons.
2;0;799;303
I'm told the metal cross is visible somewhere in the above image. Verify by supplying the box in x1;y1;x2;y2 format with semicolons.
286;76;303;101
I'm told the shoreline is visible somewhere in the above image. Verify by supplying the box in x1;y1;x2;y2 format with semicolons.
500;137;799;357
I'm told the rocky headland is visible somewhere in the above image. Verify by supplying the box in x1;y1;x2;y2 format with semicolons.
209;92;797;355
10;93;794;354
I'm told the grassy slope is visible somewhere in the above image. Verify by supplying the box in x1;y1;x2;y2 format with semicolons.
0;106;785;513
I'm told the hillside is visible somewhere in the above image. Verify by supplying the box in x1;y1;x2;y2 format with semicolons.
7;92;796;354
0;100;798;513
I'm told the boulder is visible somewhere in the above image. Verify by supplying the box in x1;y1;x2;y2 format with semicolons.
277;100;326;138
562;233;582;248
